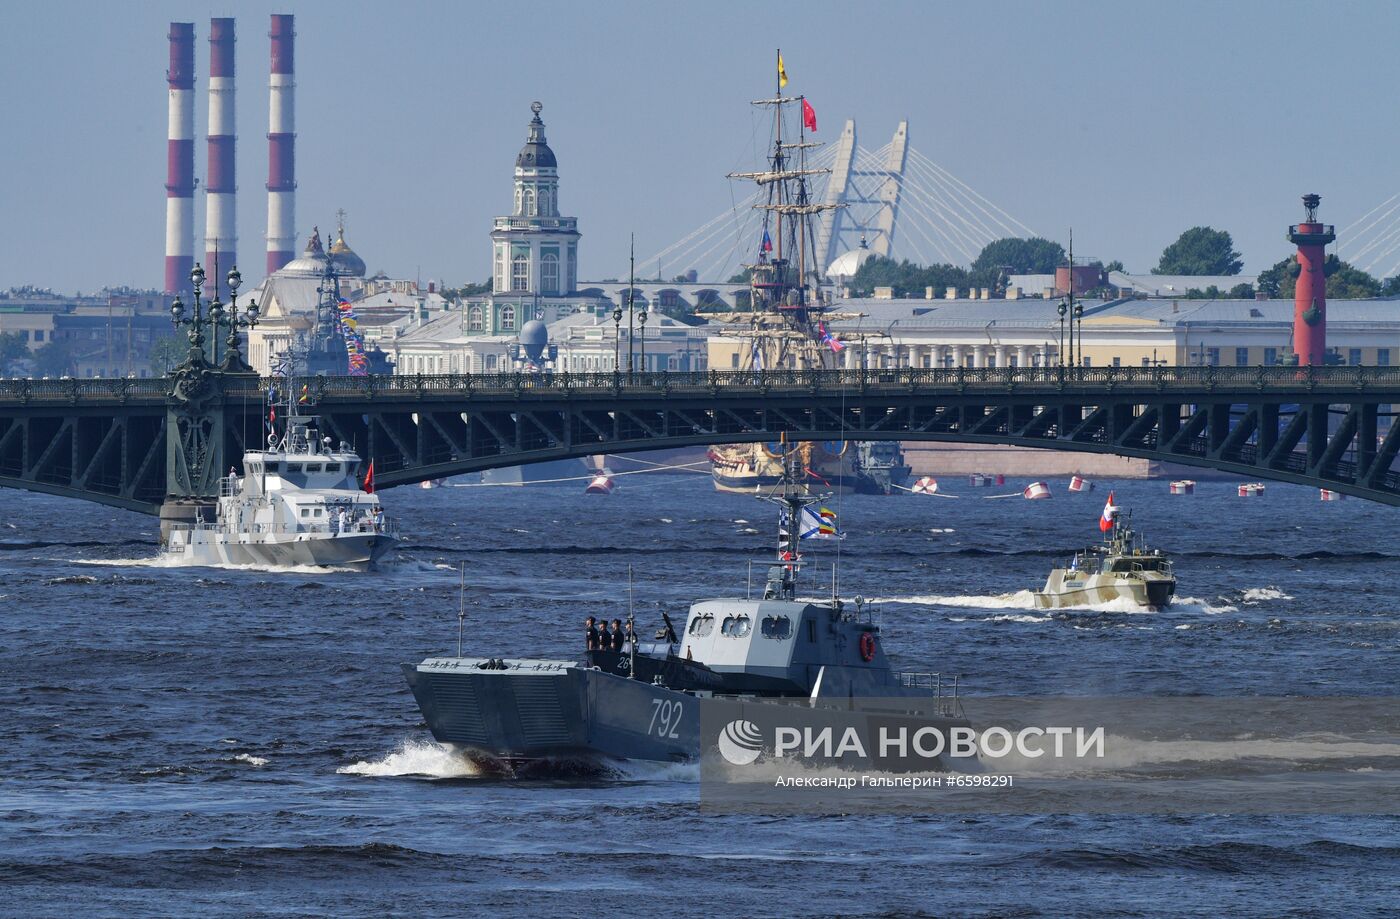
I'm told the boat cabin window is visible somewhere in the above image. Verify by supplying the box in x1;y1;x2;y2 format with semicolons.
300;508;310;518
324;463;341;473
720;615;751;638
305;463;322;473
687;614;714;637
314;508;323;517
760;615;792;639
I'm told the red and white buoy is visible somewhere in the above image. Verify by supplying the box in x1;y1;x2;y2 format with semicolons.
1023;481;1052;500
1068;474;1092;492
585;469;616;495
1320;489;1343;501
1238;483;1266;497
1169;479;1195;495
910;476;938;494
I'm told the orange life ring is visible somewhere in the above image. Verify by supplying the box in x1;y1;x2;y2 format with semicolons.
859;631;876;662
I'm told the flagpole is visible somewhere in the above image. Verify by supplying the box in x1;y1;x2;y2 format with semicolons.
627;234;635;379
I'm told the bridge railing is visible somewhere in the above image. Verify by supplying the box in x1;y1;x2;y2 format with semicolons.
5;364;1400;403
302;364;1400;397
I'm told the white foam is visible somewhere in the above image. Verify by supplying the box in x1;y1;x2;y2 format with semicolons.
1174;596;1239;615
660;518;674;524
76;556;357;575
337;740;482;779
232;753;267;767
1242;587;1293;602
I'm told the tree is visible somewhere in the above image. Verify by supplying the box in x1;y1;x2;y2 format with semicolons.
1383;276;1400;297
0;331;27;374
1228;283;1256;299
1104;260;1125;273
727;267;753;284
34;339;76;377
148;335;187;376
442;279;491;300
1254;254;1379;299
1153;227;1243;275
971;237;1066;276
848;256;970;298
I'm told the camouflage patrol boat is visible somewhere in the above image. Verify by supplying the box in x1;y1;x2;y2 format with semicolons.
1032;496;1175;611
402;445;966;772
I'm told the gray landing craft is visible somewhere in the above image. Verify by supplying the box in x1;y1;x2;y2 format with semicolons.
1032;500;1176;611
403;445;966;771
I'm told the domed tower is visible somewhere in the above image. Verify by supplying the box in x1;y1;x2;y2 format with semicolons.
490;102;580;301
328;214;366;279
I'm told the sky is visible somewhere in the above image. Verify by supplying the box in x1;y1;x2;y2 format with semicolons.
3;0;1400;293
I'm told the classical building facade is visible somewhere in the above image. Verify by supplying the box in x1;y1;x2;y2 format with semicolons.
707;297;1400;371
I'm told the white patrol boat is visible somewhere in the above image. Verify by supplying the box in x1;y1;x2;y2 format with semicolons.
162;416;397;569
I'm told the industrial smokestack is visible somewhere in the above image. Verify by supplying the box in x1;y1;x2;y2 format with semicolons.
265;14;296;275
205;18;236;277
164;22;195;295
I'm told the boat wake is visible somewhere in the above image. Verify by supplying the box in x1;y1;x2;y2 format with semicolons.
337;740;483;779
75;556;360;575
874;591;1242;616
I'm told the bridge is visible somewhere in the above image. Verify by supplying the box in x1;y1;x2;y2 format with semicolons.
4;365;1400;525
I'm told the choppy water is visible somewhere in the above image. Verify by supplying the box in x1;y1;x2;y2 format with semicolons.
3;472;1399;916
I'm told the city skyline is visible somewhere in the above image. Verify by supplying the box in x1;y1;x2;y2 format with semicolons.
4;0;1400;292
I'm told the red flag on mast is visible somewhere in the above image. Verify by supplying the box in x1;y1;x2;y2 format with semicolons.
363;460;375;494
1099;491;1118;532
802;98;817;133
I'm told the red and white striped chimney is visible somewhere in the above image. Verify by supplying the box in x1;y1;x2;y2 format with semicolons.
205;18;237;277
164;22;195;295
265;14;296;275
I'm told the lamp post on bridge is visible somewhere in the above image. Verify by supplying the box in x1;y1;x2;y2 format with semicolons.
612;304;623;379
1057;299;1067;374
638;305;649;375
219;267;260;373
1073;302;1084;372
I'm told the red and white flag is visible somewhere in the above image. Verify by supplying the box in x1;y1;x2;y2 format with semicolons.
1099;491;1118;532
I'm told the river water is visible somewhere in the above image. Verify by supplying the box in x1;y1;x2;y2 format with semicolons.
2;471;1398;916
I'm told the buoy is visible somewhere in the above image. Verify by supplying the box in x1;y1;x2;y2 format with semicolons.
1169;479;1195;495
1023;481;1052;500
1238;483;1266;497
1320;489;1343;501
994;474;1006;486
1068;475;1091;492
911;476;938;494
585;470;616;495
969;474;992;487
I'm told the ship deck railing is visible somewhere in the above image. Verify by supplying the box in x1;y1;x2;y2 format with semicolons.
165;515;400;540
894;671;962;715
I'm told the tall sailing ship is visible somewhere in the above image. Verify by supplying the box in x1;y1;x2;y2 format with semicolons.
707;57;910;496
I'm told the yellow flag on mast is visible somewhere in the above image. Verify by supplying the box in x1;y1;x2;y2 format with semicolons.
778;52;788;88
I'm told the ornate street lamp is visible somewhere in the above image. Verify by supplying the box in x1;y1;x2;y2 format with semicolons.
1073;302;1084;370
1056;298;1068;370
170;262;212;368
638;305;649;375
220;266;260;372
612;304;623;376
